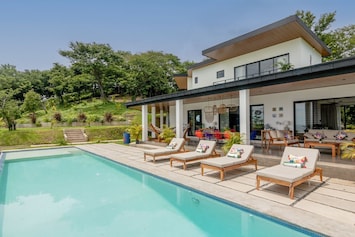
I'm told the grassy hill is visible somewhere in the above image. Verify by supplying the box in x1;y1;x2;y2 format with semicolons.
0;98;141;149
17;98;141;126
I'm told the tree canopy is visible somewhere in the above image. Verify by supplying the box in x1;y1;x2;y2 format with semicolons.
297;10;355;61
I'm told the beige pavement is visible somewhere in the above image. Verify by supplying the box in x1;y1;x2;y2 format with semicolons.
77;143;355;237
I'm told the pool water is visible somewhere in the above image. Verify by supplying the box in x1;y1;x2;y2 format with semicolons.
0;148;320;237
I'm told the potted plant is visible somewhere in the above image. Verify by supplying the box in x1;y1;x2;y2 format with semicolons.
128;123;142;144
222;132;242;154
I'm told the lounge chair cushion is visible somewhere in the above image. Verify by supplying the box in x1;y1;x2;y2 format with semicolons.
170;151;211;161
256;165;314;183
144;138;185;156
201;157;247;168
171;140;217;161
201;144;254;168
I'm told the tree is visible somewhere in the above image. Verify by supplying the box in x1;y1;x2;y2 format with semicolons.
22;90;42;113
22;90;42;124
0;90;21;130
122;51;188;99
47;63;72;105
327;25;355;60
59;42;126;101
297;10;355;61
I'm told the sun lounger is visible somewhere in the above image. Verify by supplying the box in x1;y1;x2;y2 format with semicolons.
143;138;186;163
200;144;257;181
256;146;323;199
170;140;220;170
149;123;163;141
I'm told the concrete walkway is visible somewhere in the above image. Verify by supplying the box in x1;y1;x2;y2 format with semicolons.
77;143;355;237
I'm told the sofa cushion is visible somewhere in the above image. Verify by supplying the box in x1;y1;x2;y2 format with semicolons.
345;132;355;141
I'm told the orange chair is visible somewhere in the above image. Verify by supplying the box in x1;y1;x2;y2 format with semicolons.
195;129;204;140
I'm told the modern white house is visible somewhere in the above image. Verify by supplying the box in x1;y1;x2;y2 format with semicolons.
126;15;355;144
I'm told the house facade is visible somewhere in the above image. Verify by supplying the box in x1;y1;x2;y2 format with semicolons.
126;15;355;144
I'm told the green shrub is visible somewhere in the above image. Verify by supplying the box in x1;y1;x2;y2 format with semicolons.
85;126;128;141
0;128;64;146
222;132;242;154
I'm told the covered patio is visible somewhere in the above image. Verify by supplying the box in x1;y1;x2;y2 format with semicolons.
125;57;355;163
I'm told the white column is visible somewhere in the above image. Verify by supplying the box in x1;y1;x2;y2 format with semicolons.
142;104;148;142
176;99;183;138
151;106;156;138
160;105;164;128
239;89;250;144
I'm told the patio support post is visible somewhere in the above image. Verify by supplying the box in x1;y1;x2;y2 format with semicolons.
151;106;156;138
160;105;164;128
239;89;250;144
142;104;148;142
176;99;183;138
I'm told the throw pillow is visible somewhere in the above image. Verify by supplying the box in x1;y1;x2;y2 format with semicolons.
334;131;347;140
283;162;305;168
196;144;209;153
227;148;244;158
284;154;307;168
166;141;177;149
312;132;326;140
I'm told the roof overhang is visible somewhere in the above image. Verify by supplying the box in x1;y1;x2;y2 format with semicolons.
126;56;355;111
201;15;331;62
174;74;188;90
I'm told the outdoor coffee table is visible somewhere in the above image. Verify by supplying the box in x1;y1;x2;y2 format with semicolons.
304;141;340;159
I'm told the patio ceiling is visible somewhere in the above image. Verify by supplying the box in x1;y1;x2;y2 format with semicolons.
144;71;355;112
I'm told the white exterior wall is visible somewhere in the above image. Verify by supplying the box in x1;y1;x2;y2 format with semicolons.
189;38;322;90
291;38;322;67
168;84;355;133
251;84;355;132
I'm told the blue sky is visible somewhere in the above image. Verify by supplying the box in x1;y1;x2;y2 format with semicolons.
1;0;354;71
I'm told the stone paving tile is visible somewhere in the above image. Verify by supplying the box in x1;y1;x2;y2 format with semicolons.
305;192;355;213
328;178;355;186
314;186;355;201
322;180;355;193
249;188;296;205
294;199;355;226
219;180;255;193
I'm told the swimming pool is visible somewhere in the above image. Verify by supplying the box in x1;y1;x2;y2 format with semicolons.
0;147;321;236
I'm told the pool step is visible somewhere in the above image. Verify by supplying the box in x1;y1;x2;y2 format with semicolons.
64;129;88;143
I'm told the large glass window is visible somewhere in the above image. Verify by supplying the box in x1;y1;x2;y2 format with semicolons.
188;110;202;136
294;97;355;138
274;54;290;72
234;54;289;79
250;105;264;140
235;66;246;80
218;107;240;132
246;62;259;78
260;58;274;75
